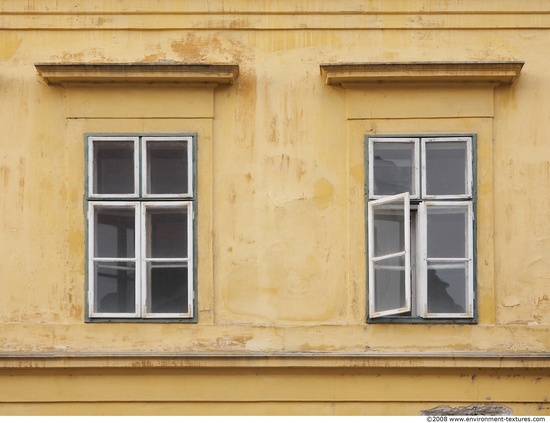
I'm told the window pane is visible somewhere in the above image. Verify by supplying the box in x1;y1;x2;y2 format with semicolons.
426;206;468;258
373;255;407;314
94;261;135;313
94;141;135;194
147;141;189;195
147;262;188;314
372;142;415;196
425;141;468;196
95;207;135;258
146;207;188;258
427;263;468;314
372;200;406;257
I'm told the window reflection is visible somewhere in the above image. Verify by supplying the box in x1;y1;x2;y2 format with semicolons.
427;268;465;313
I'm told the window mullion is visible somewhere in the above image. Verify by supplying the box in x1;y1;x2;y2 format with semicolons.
139;202;147;318
418;202;428;318
135;202;143;318
187;201;194;316
87;203;95;317
467;202;475;316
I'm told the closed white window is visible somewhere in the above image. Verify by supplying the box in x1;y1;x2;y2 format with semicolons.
367;136;474;320
87;135;195;320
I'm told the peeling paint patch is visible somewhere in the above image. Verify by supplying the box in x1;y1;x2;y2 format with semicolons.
422;404;512;416
190;336;253;350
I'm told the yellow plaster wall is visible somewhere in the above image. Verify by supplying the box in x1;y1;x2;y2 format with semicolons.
0;0;549;413
0;0;549;352
0;366;548;416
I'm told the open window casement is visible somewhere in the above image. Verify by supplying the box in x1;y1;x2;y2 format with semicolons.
366;135;476;322
368;192;411;318
420;201;474;319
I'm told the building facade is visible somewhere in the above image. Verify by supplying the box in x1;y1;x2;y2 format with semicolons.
0;0;549;415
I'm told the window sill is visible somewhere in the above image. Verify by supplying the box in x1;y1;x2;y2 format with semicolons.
367;317;477;324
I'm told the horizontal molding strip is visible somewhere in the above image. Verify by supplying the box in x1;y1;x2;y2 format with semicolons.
0;352;549;369
320;61;524;86
35;62;239;86
4;14;550;30
3;2;550;14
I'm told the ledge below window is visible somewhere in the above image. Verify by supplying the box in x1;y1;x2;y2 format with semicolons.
320;61;523;86
0;351;548;370
35;62;239;86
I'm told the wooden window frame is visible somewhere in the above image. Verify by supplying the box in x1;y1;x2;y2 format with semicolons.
86;134;196;322
366;135;476;322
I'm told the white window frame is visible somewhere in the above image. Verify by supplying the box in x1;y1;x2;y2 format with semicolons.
368;137;420;200
421;137;473;200
88;136;140;199
367;135;475;321
418;201;474;319
87;201;141;319
140;201;194;319
87;135;195;320
368;192;411;318
141;136;194;199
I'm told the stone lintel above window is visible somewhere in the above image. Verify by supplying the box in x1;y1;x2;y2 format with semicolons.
35;62;239;86
320;61;524;86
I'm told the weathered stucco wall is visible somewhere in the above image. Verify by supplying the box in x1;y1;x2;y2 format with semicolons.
0;0;548;415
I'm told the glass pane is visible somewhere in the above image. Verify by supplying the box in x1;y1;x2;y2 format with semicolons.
372;142;415;196
147;207;188;258
147;262;188;314
147;141;189;195
94;261;135;313
93;141;135;195
95;207;135;258
425;141;468;196
373;199;405;257
427;263;468;314
426;206;468;258
373;255;407;314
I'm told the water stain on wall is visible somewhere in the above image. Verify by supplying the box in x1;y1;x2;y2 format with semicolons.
0;33;22;60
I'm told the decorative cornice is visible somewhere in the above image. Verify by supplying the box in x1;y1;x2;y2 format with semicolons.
35;62;239;86
320;61;524;86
